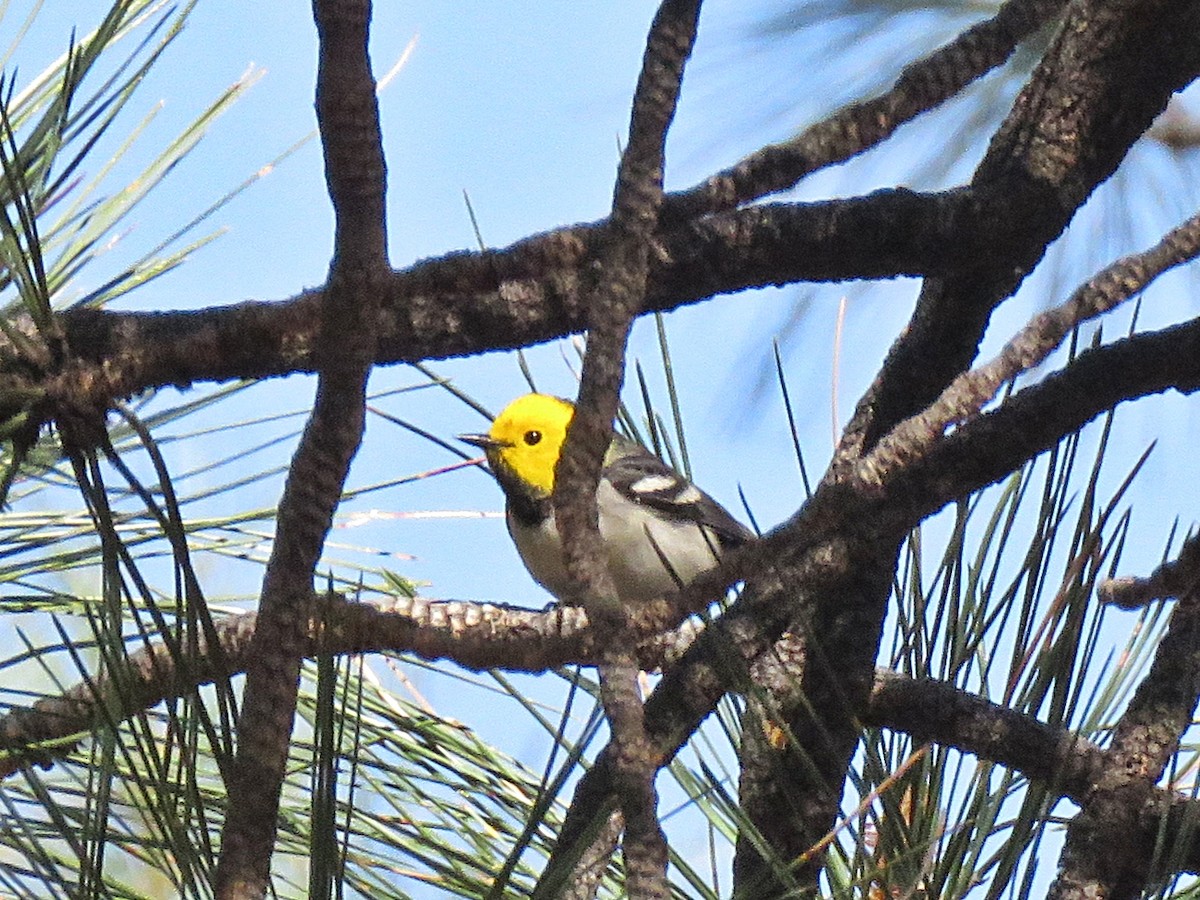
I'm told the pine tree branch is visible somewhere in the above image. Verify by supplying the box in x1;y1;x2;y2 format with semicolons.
784;1;1200;882
7;583;1200;888
663;0;1068;221
1101;530;1200;609
24;187;989;426
864;670;1106;801
860;204;1200;488
215;1;389;895
552;2;702;894
0;587;1172;866
0;595;707;776
837;0;1200;466
1050;594;1200;898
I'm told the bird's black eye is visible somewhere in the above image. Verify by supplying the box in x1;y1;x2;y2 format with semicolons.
523;430;542;446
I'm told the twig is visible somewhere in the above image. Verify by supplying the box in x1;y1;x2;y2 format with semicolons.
859;205;1200;488
836;0;1200;467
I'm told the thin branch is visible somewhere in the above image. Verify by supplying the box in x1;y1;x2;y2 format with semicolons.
1101;530;1200;609
859;204;1200;488
836;0;1200;467
663;0;1068;221
864;670;1106;803
0;597;1114;805
1050;592;1200;899
893;316;1200;527
0;596;1145;809
871;669;1200;889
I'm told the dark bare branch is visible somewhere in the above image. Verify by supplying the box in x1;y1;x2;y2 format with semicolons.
1101;530;1200;608
838;0;1200;467
551;2;702;894
664;0;1068;220
860;204;1200;487
787;1;1200;880
214;0;389;895
31;187;982;407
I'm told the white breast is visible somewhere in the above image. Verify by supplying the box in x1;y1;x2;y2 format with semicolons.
507;479;723;605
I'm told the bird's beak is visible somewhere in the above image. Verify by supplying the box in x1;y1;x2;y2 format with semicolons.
458;433;504;451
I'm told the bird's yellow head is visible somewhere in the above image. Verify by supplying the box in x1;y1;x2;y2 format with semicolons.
461;393;574;498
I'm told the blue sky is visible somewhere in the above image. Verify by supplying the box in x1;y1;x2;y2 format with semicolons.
64;0;845;610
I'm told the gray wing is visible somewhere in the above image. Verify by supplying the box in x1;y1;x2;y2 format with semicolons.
603;446;755;550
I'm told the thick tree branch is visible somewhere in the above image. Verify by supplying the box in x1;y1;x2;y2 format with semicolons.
36;189;976;415
0;599;1116;811
18;158;1102;431
552;2;702;894
733;631;813;894
785;1;1200;884
214;1;389;896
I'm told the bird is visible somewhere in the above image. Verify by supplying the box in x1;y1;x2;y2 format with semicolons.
459;393;753;605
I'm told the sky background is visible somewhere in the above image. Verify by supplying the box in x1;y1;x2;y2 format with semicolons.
48;0;859;613
7;0;1200;894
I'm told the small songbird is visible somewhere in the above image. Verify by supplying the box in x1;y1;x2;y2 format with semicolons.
460;393;753;605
